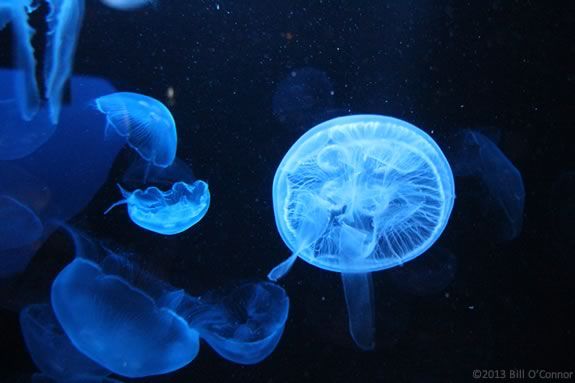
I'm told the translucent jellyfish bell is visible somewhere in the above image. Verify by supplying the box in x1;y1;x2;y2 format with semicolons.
51;230;200;378
94;92;177;168
186;282;289;365
20;303;111;381
104;159;210;235
99;0;156;11
0;195;43;252
268;115;455;350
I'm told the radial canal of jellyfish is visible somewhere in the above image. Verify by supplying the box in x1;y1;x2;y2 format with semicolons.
268;114;455;350
93;92;178;168
20;303;111;381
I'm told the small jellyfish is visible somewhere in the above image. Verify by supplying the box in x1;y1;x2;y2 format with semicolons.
450;129;525;241
94;92;177;168
104;181;210;235
272;67;338;130
99;0;156;11
185;282;289;365
268;115;455;350
0;195;43;252
20;303;111;381
51;230;200;378
105;158;210;235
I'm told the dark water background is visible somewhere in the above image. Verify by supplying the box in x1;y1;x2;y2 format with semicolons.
0;1;573;382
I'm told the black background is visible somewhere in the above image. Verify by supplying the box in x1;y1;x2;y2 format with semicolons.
0;1;573;382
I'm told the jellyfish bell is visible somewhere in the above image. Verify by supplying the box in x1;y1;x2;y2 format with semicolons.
186;282;289;365
0;195;43;252
268;114;455;350
93;92;177;168
51;230;201;378
99;0;157;11
20;303;111;381
105;158;210;235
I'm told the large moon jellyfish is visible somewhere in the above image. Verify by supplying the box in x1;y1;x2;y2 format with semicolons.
94;92;177;168
20;303;111;381
268;115;455;350
0;70;124;278
188;282;289;364
51;232;201;378
451;129;525;241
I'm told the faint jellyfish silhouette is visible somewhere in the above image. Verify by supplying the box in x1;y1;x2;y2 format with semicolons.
0;195;43;252
31;374;123;383
182;282;289;364
268;115;455;350
20;303;111;381
450;129;525;241
51;230;200;378
99;0;156;11
94;92;177;168
0;71;124;277
387;247;456;296
272;67;339;130
104;159;210;235
43;0;85;124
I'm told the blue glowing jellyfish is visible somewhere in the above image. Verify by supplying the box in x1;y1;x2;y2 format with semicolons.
451;129;524;241
20;303;111;381
94;92;177;168
186;282;289;365
51;231;200;378
268;115;455;350
0;70;124;278
99;0;156;11
104;180;210;235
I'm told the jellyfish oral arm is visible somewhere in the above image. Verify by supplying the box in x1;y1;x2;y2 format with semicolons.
267;253;298;281
341;272;375;351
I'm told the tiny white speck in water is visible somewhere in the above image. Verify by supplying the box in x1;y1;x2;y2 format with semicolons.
216;4;220;10
468;305;475;310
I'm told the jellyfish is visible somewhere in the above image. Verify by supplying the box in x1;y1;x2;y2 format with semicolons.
99;0;156;11
183;282;289;365
104;180;210;235
0;70;124;278
268;115;455;350
450;129;525;240
272;67;338;130
94;92;177;168
43;0;85;124
20;303;111;381
51;231;200;378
